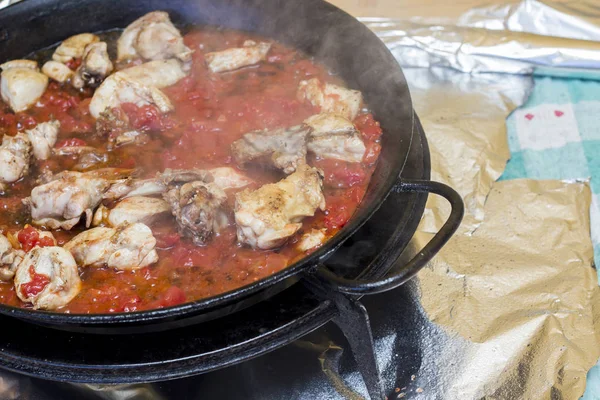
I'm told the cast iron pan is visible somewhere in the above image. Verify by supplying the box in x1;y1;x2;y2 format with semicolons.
0;0;463;332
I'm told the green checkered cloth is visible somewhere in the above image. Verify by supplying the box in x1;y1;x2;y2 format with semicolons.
500;73;600;399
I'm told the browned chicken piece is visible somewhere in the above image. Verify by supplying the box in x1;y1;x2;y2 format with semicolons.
121;59;188;89
0;233;25;281
89;72;174;118
103;177;167;200
296;228;327;252
27;120;60;161
93;196;171;228
235;165;326;249
231;125;310;174
158;169;226;245
14;246;81;310
117;11;192;64
297;78;363;121
304;113;366;163
72;42;114;89
0;132;31;191
53;145;109;171
163;180;228;246
25;168;134;230
42;61;74;83
1;60;48;112
105;167;252;201
64;223;158;270
205;40;271;73
52;33;100;63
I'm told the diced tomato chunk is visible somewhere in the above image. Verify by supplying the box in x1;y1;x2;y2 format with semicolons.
160;286;186;307
122;103;162;131
363;142;381;165
154;231;181;249
315;159;366;188
18;226;40;252
324;204;353;230
17;226;54;251
355;113;382;140
65;58;82;70
38;236;55;248
120;294;142;312
20;265;50;298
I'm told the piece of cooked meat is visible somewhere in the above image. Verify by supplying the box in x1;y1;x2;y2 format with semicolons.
93;196;171;227
52;33;100;63
53;145;109;171
117;11;192;64
156;169;227;245
26;168;134;230
72;42;114;89
235;165;326;249
205;40;271;73
89;72;174;118
64;223;158;270
26;120;60;161
231;125;310;174
0;60;48;112
297;78;363;121
0;233;25;281
104;177;167;200
13;246;81;310
163;180;228;246
42;61;74;83
121;59;188;89
0;132;31;190
208;167;254;190
304;113;366;163
296;228;327;252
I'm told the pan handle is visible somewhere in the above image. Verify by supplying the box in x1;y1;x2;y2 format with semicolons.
314;179;464;295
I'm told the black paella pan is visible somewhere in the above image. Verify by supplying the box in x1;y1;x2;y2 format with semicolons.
0;0;463;333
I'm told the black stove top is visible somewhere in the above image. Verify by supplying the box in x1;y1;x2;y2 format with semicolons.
0;116;430;400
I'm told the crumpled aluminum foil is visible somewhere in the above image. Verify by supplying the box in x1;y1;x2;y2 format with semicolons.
405;68;531;233
410;179;600;399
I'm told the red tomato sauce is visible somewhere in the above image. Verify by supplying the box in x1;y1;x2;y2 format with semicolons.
0;28;383;313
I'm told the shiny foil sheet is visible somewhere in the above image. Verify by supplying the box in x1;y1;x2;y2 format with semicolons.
1;1;600;399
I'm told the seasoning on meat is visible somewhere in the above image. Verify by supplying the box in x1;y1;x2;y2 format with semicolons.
304;113;366;162
231;125;311;174
13;246;81;310
93;196;171;227
235;165;326;249
52;33;100;63
72;42;114;89
205;40;271;73
0;60;48;112
89;72;174;118
297;78;363;121
117;11;193;64
25;168;134;230
64;222;158;270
